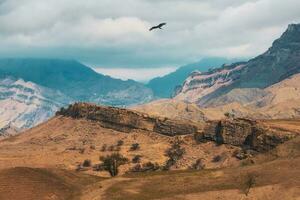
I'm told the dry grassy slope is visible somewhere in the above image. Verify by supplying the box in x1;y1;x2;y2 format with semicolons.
132;99;207;122
0;167;101;200
100;135;300;200
0;116;239;174
0;117;299;199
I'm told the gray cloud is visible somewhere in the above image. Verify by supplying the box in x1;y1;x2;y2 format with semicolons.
0;0;299;68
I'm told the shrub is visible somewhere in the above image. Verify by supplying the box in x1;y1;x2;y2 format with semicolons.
117;140;124;146
99;153;129;177
191;158;205;170
130;143;140;151
212;155;222;162
132;155;142;163
101;144;107;152
82;159;92;167
108;145;115;151
79;148;85;154
130;162;160;172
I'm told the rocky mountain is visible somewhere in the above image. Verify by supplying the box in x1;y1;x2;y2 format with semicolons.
0;58;153;105
175;23;300;105
0;59;153;131
147;57;236;98
0;77;72;130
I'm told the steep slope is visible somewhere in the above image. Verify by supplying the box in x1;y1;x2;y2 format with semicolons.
175;23;300;105
0;58;153;106
147;57;236;98
0;77;72;130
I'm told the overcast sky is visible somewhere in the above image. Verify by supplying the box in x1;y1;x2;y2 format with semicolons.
0;0;300;81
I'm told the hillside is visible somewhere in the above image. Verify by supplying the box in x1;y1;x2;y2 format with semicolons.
147;57;236;98
0;103;299;199
175;23;300;105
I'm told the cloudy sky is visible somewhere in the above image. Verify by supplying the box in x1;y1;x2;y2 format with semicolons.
0;0;300;82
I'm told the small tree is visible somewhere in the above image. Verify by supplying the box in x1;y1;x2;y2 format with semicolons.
99;153;128;177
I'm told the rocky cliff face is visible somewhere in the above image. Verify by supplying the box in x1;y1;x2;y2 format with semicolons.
0;77;72;131
175;23;300;106
195;118;297;152
57;103;297;153
56;103;202;137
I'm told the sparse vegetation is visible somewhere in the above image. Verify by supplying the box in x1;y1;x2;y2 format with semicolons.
82;159;92;167
117;140;124;146
241;173;256;196
79;148;85;154
132;155;142;163
130;162;160;172
190;158;205;170
108;145;115;151
99;153;129;177
212;155;222;162
130;143;140;151
101;144;107;152
163;140;185;170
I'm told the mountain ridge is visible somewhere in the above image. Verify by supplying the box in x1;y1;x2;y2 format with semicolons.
175;23;300;106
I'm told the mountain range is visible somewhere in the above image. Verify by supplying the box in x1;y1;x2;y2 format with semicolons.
1;23;300;132
175;23;300;106
0;59;153;130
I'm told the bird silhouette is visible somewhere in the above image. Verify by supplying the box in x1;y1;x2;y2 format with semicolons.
149;23;167;31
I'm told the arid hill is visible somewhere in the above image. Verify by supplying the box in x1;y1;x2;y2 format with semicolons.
0;103;299;199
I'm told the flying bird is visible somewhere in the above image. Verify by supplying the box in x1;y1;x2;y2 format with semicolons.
149;23;167;31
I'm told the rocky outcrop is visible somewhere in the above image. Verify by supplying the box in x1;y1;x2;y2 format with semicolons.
195;118;297;152
56;103;201;137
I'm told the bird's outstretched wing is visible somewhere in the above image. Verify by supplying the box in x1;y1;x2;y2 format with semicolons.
159;23;167;27
149;26;157;31
149;23;167;31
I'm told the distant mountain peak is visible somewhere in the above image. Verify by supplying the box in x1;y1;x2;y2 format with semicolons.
271;23;300;50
